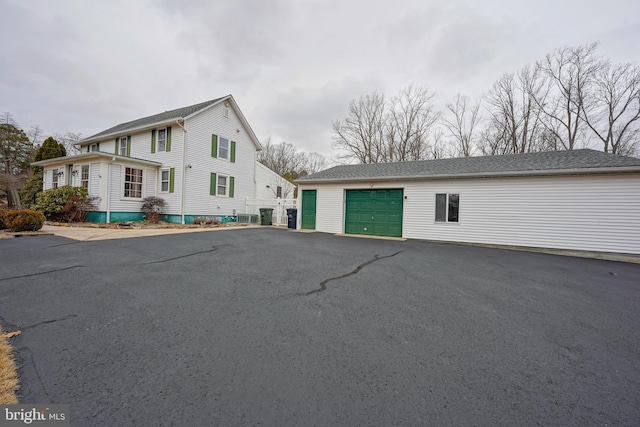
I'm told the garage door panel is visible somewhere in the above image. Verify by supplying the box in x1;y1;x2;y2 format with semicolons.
345;189;403;237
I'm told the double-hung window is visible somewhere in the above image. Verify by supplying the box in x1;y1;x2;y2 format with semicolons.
211;135;235;162
124;167;143;198
160;169;170;192
119;137;128;156
157;129;166;152
435;193;459;223
81;165;89;190
219;137;230;160
217;174;228;196
52;169;59;189
209;173;234;197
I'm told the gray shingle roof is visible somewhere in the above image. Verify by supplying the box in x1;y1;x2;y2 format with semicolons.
298;149;640;183
83;96;227;141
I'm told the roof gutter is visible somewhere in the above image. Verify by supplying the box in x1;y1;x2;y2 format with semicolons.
31;152;162;168
295;166;640;184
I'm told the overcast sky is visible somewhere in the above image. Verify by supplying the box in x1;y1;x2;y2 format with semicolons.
1;0;639;159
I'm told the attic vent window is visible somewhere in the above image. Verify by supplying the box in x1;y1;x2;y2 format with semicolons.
223;107;229;118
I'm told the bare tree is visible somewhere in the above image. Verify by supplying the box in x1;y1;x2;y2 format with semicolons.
333;87;439;163
257;138;307;177
332;92;386;163
428;127;451;159
55;132;83;155
386;86;440;161
580;61;640;155
1;112;18;126
27;125;44;147
304;152;328;174
442;93;481;157
483;65;547;154
533;43;604;150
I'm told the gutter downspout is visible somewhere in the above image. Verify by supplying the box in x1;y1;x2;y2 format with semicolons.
106;157;115;223
176;119;187;224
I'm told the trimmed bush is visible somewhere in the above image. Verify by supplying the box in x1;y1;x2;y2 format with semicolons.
4;210;46;232
33;186;98;221
0;209;7;230
141;196;167;224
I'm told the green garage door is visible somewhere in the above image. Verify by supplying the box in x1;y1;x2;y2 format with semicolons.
301;190;317;230
345;189;403;237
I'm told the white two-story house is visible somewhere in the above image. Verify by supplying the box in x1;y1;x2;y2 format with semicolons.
31;95;294;223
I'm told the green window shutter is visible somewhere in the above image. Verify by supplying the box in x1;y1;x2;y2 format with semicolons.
166;126;172;152
210;173;217;196
169;168;175;193
115;138;119;154
211;134;218;158
96;142;100;151
230;141;236;163
151;129;156;153
229;176;235;198
126;136;131;156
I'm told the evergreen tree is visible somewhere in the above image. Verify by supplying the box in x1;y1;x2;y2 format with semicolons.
20;136;67;207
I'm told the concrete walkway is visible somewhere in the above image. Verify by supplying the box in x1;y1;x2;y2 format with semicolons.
38;224;263;241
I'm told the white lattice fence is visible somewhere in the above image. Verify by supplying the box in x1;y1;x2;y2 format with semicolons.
244;198;297;226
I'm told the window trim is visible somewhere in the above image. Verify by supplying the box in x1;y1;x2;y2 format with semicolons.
157;128;167;153
217;173;229;197
89;144;98;152
80;165;90;191
435;193;460;223
122;166;144;199
159;169;170;193
52;168;59;189
119;137;128;156
218;137;230;161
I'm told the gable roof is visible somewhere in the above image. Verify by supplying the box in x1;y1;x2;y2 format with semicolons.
297;149;640;183
81;95;263;150
83;97;225;142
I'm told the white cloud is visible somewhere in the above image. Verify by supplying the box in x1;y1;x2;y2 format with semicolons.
1;0;639;156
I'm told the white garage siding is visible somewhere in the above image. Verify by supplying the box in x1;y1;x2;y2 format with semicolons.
299;173;640;254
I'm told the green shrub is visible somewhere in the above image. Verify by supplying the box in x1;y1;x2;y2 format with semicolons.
4;209;46;232
33;186;91;220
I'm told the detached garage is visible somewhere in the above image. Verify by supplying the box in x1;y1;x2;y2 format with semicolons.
295;149;640;255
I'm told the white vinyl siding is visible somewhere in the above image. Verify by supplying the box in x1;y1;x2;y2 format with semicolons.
298;173;640;255
183;102;256;216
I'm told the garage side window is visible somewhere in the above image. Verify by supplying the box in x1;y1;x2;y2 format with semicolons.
435;193;459;222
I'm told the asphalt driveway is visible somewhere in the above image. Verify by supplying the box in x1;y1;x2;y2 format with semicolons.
1;229;639;426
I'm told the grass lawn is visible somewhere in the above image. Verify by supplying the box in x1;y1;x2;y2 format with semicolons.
0;327;19;404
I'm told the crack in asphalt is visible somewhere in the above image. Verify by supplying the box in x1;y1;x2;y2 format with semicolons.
145;245;230;264
0;265;84;282
306;250;404;295
18;346;52;401
22;314;78;331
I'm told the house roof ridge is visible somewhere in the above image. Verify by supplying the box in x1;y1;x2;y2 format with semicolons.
297;149;640;182
82;96;228;142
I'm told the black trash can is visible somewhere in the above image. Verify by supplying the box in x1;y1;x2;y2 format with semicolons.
286;208;298;229
259;208;274;226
